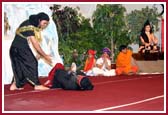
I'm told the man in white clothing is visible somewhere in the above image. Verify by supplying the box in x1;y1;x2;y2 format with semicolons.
92;47;116;76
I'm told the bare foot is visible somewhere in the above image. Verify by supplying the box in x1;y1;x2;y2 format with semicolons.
10;83;24;91
70;62;77;72
34;85;50;90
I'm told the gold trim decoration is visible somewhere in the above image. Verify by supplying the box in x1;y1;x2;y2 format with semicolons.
16;25;42;42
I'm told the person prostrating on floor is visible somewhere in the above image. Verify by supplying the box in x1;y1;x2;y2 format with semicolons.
44;63;94;90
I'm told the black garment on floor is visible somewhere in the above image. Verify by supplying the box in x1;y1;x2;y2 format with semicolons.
51;69;80;90
51;69;94;90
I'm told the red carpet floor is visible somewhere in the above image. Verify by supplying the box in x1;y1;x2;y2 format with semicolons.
3;74;164;112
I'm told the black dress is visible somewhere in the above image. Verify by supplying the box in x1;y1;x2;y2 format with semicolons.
10;20;41;88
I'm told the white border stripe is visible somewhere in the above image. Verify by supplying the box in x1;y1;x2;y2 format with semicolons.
94;95;164;111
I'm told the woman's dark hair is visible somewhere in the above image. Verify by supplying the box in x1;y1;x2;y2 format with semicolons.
141;20;153;34
29;12;49;27
140;20;154;44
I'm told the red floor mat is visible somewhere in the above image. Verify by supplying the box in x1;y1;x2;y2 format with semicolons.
3;74;164;111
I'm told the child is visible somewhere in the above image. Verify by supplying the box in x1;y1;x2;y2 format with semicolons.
83;49;96;76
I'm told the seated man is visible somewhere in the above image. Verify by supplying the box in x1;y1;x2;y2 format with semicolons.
116;45;138;75
92;47;116;76
44;63;94;90
139;20;159;54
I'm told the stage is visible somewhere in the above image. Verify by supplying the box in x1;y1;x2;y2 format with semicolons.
3;74;164;112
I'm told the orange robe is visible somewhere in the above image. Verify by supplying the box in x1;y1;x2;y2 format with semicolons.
84;57;95;72
116;50;138;75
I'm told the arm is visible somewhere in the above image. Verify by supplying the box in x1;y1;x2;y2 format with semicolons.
105;58;111;70
93;59;96;67
152;34;158;45
28;36;52;65
36;54;41;60
96;64;103;69
96;58;111;70
140;36;150;46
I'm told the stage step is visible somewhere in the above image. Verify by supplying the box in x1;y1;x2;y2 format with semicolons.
136;60;164;73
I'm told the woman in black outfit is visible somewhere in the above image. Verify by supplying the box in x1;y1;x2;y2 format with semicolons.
10;12;52;91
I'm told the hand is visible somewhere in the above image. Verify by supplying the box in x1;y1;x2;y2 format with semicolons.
104;58;106;61
145;43;150;47
153;45;157;50
145;44;151;50
103;57;107;63
103;58;108;65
